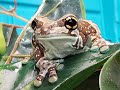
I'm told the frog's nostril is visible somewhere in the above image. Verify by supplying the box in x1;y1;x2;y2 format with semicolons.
64;17;78;30
31;20;37;30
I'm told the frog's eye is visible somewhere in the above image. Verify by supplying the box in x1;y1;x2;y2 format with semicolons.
31;20;37;30
64;17;78;30
31;19;43;31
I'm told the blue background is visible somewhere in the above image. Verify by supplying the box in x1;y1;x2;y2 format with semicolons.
0;0;120;42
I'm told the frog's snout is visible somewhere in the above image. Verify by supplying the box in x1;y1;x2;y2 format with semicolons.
64;16;78;31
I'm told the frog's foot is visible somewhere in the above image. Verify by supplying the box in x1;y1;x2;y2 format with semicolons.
90;45;99;52
48;67;58;83
90;39;109;53
34;75;44;87
34;59;58;87
34;65;48;87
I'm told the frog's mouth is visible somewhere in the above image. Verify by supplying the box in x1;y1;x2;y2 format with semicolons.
35;34;83;49
35;33;76;38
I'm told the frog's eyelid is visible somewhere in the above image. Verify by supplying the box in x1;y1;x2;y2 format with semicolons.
66;25;72;29
66;17;71;21
73;25;78;29
71;17;77;21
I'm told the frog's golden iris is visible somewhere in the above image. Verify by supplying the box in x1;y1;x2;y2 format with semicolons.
64;16;78;30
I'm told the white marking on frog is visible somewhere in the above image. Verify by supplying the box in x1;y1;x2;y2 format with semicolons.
71;29;83;48
49;27;69;34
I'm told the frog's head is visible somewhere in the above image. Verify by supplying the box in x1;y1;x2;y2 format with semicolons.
31;14;83;49
31;14;79;36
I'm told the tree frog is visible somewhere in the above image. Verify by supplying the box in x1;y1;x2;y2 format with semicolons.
31;14;109;87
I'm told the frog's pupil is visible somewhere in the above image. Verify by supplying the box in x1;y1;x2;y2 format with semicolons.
69;19;76;26
65;18;77;30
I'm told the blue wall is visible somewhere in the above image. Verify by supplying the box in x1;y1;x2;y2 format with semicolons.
0;0;120;42
0;0;41;25
84;0;120;42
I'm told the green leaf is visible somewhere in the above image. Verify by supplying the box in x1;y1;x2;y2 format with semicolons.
39;0;85;19
99;49;120;90
13;60;35;90
75;71;100;90
0;24;6;55
0;63;17;71
13;44;120;90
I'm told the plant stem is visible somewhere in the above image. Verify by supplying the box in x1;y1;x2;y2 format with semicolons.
3;23;24;28
5;25;27;64
79;0;86;19
11;54;31;58
0;11;28;22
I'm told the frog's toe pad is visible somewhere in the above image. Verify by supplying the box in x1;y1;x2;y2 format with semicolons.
90;45;99;53
34;79;42;87
56;64;64;71
48;76;58;83
100;45;109;54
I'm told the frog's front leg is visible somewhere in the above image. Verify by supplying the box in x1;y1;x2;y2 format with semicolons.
32;35;58;87
90;34;109;53
78;20;109;53
34;57;58;87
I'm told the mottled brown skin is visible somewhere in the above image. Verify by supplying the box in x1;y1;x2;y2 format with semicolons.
31;14;109;86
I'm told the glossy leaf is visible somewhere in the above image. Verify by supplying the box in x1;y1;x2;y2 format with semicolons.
39;0;86;19
99;49;120;90
14;44;120;90
75;71;100;90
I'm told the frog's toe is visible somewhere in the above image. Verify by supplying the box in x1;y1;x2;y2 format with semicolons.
90;45;99;53
48;67;58;83
34;78;42;87
56;64;64;71
48;75;58;83
34;74;45;87
100;45;109;54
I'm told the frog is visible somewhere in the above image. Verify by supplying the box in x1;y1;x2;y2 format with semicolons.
31;14;109;87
